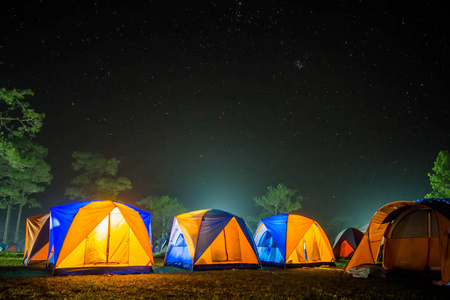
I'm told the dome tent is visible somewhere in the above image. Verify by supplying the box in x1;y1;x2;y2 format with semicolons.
164;209;260;270
254;214;335;267
345;198;450;285
48;200;154;275
23;212;50;265
332;227;364;259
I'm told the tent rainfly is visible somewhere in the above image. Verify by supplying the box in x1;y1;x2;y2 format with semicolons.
48;200;154;275
345;198;450;285
23;212;50;265
253;214;335;267
164;209;260;270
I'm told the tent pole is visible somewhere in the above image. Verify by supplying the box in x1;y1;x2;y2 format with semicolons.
106;213;111;264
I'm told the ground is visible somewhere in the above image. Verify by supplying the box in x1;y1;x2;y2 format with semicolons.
0;252;448;299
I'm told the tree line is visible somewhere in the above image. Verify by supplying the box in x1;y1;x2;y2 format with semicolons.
1;88;449;244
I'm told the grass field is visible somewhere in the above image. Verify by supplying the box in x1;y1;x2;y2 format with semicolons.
0;252;448;299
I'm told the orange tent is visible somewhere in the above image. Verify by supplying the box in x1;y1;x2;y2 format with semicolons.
23;213;50;264
48;200;154;275
254;214;335;267
345;199;450;285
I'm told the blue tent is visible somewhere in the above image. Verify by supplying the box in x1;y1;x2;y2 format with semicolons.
164;209;260;270
254;214;335;267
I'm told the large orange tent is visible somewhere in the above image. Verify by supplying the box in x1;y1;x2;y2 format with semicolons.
23;212;50;265
253;214;335;267
164;209;260;270
48;200;154;275
345;198;450;285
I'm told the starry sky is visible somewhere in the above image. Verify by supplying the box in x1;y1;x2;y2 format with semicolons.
1;1;449;228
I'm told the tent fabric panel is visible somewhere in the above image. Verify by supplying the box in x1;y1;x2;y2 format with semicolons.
236;220;259;264
286;221;334;264
383;237;430;270
286;241;306;263
195;217;258;266
121;203;152;237
343;229;357;249
108;209;130;264
129;229;151;266
24;213;50;263
223;218;243;262
194;210;233;263
55;201;115;266
332;229;346;249
175;209;209;263
84;215;109;265
314;222;335;262
49;200;94;265
428;237;442;269
196;218;241;265
164;222;193;269
436;212;450;285
390;210;429;238
115;203;153;264
256;230;285;264
260;215;288;259
58;239;86;268
29;218;50;262
285;215;315;260
338;240;354;258
24;214;50;264
235;217;260;260
30;243;49;262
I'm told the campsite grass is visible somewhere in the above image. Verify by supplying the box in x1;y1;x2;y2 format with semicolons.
1;252;448;299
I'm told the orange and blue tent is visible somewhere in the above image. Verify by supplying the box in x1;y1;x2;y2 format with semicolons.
254;214;335;267
48;200;154;275
345;198;450;285
23;212;50;265
164;209;260;270
332;227;364;259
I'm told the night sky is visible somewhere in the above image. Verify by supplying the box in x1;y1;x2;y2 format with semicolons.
1;1;448;228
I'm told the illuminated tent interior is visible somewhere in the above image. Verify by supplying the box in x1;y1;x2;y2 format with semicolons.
164;209;260;270
332;227;364;259
345;198;450;285
48;200;154;275
23;212;50;265
254;214;335;267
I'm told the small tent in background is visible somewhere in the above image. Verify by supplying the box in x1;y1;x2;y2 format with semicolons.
359;224;369;234
5;243;21;251
0;243;6;251
154;234;169;254
332;227;364;259
254;214;335;267
345;198;450;285
48;200;154;275
164;209;260;270
23;213;50;265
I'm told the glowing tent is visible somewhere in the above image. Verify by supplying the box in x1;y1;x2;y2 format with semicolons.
254;214;335;267
345;198;450;285
164;209;260;270
48;200;154;275
332;227;364;259
23;213;50;265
